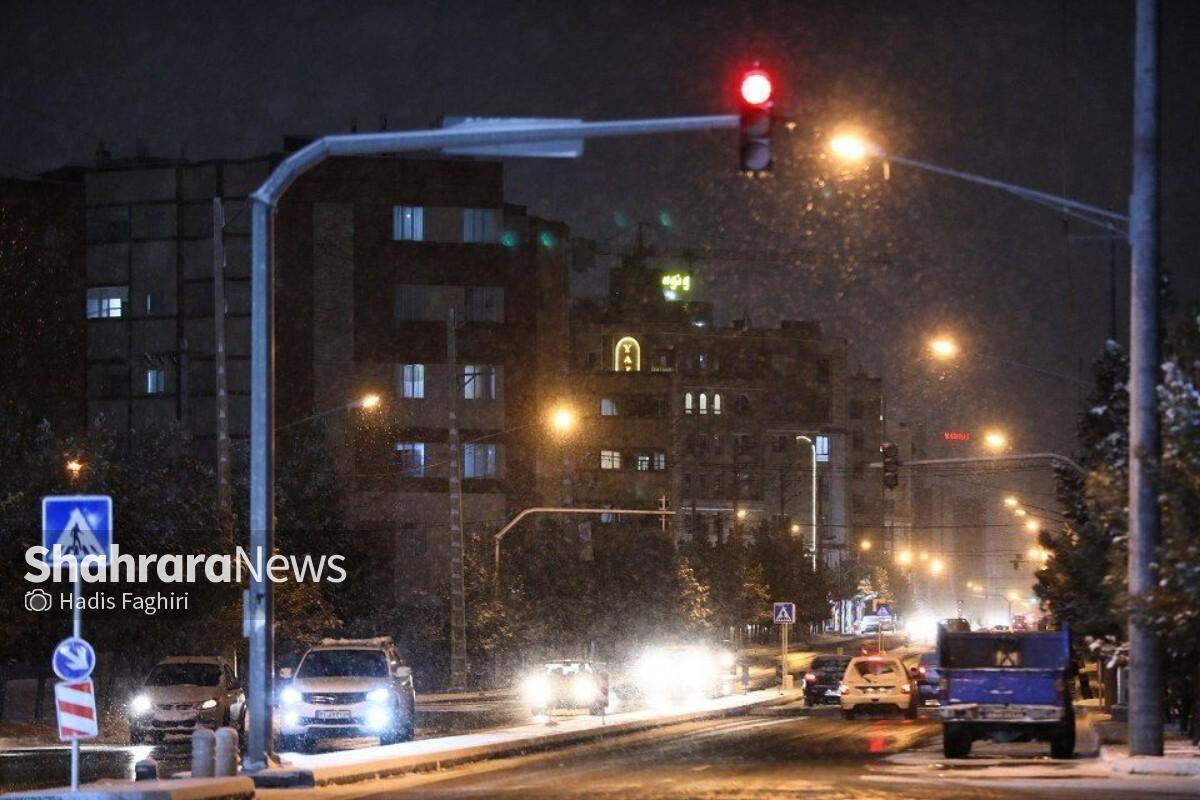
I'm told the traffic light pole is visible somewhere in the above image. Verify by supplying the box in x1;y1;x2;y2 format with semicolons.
870;452;1086;478
246;115;737;771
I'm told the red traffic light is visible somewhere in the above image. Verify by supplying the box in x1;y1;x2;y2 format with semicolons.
740;70;773;106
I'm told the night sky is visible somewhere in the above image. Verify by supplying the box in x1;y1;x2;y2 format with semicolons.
3;0;1197;459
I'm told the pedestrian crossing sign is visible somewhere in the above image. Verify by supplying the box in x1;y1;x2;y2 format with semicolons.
773;602;796;625
42;496;113;566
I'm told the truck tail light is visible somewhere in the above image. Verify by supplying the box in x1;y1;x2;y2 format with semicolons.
803;672;816;683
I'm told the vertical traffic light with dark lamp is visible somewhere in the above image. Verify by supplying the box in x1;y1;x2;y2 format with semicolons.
881;441;900;490
739;67;774;174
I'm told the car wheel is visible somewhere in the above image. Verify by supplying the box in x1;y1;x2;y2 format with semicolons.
1050;721;1075;759
943;725;972;758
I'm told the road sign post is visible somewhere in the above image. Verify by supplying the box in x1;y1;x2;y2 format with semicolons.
773;603;796;691
42;495;112;791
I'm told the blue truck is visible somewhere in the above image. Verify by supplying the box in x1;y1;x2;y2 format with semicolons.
936;626;1075;759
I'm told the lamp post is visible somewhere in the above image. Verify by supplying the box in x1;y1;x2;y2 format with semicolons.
276;392;382;432
795;435;818;572
926;335;1091;388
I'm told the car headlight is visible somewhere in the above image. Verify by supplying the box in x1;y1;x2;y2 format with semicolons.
636;650;670;688
718;650;736;669
280;686;302;706
572;676;597;705
365;705;391;731
130;694;152;715
522;675;552;707
367;687;391;704
199;698;218;710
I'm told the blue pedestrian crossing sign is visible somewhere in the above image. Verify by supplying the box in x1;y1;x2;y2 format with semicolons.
42;496;113;566
52;636;96;681
773;602;796;625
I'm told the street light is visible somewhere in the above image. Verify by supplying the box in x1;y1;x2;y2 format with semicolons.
795;435;819;572
896;549;913;566
65;459;84;479
360;392;381;410
278;392;384;431
1004;496;1019;508
1013;507;1028;518
1024;519;1041;533
860;539;872;552
983;430;1009;452
929;558;945;576
549;405;576;434
928;336;961;360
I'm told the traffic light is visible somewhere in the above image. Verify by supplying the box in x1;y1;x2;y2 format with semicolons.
881;441;900;490
739;67;774;174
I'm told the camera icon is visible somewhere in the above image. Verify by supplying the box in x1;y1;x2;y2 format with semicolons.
25;588;53;613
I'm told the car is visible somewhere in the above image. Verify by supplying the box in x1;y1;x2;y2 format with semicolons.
802;655;853;706
991;624;1012;632
939;617;972;633
633;644;733;705
856;615;881;634
839;654;918;720
521;660;609;716
1011;615;1030;632
128;657;245;744
276;637;416;751
912;650;941;706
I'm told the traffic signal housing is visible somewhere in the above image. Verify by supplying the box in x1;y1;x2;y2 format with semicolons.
739;68;774;174
881;441;900;490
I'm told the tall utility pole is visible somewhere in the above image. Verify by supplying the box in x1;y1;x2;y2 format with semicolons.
212;198;231;512
1127;0;1163;758
446;308;468;689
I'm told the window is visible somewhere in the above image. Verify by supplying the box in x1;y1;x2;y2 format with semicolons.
395;442;426;476
734;434;752;453
399;364;425;398
684;392;693;414
693;352;708;370
698;393;708;415
600;450;621;470
712;472;723;494
698;474;708;497
816;358;831;384
653;452;667;471
683;473;692;496
144;291;158;314
464;286;502;322
600;397;618;416
392;206;424;241
86;286;128;319
734;394;750;414
712;393;722;415
849;400;863;420
690;433;708;456
636;454;651;472
816;434;831;463
462;365;497;400
394;285;427;321
712;434;722;455
852;431;865;451
463;208;500;243
145;368;166;394
852;463;865;479
463;444;497;478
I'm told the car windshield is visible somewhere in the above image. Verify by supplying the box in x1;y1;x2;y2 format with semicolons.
297;650;388;678
545;662;588;676
145;663;220;687
852;660;902;680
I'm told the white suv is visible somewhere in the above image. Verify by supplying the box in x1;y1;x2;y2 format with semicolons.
276;637;416;751
839;655;917;719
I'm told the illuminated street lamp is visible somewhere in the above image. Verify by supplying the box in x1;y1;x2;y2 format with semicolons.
65;459;84;479
919;551;930;562
860;539;873;552
549;405;576;434
360;392;382;410
1024;519;1041;533
928;336;960;360
929;558;945;576
1014;508;1028;518
828;132;881;162
736;508;748;521
896;549;913;566
1004;496;1019;508
983;430;1009;452
791;523;802;535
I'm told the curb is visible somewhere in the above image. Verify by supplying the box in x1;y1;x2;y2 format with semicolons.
1101;745;1200;777
1;776;256;800
256;689;802;788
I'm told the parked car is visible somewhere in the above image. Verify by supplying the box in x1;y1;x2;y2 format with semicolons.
276;637;416;752
938;627;1075;759
912;650;941;706
802;655;853;706
1011;615;1030;632
856;615;881;634
128;657;245;744
839;655;918;720
520;660;609;716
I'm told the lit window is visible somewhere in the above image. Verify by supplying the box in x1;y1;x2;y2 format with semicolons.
395;442;425;476
636;454;651;471
463;444;497;478
734;394;750;414
600;450;621;470
145;368;166;394
684;392;693;414
600;398;618;416
462;365;497;400
464;286;502;322
86;286;128;319
713;393;722;415
816;435;830;463
698;393;708;415
144;291;158;314
463;208;500;243
395;285;427;321
392;206;424;241
653;452;667;471
398;364;425;398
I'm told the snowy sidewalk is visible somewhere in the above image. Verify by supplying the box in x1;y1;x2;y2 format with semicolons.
1103;739;1200;777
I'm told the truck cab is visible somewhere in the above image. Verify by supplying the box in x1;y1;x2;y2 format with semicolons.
937;626;1075;759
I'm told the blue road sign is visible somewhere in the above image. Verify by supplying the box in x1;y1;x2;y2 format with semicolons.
52;636;96;681
42;496;113;566
773;602;796;625
876;605;892;618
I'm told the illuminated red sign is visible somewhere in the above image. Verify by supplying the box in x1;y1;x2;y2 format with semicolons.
943;431;971;442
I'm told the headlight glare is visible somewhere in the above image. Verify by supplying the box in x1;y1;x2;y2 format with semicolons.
367;687;390;703
130;694;152;715
199;698;218;710
280;687;302;705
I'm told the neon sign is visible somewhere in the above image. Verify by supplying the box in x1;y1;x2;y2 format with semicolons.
943;431;971;441
614;336;641;372
661;272;691;300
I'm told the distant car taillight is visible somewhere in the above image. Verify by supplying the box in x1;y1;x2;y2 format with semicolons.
918;666;927;676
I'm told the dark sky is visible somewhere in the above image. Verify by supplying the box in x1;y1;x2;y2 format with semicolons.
3;0;1197;460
